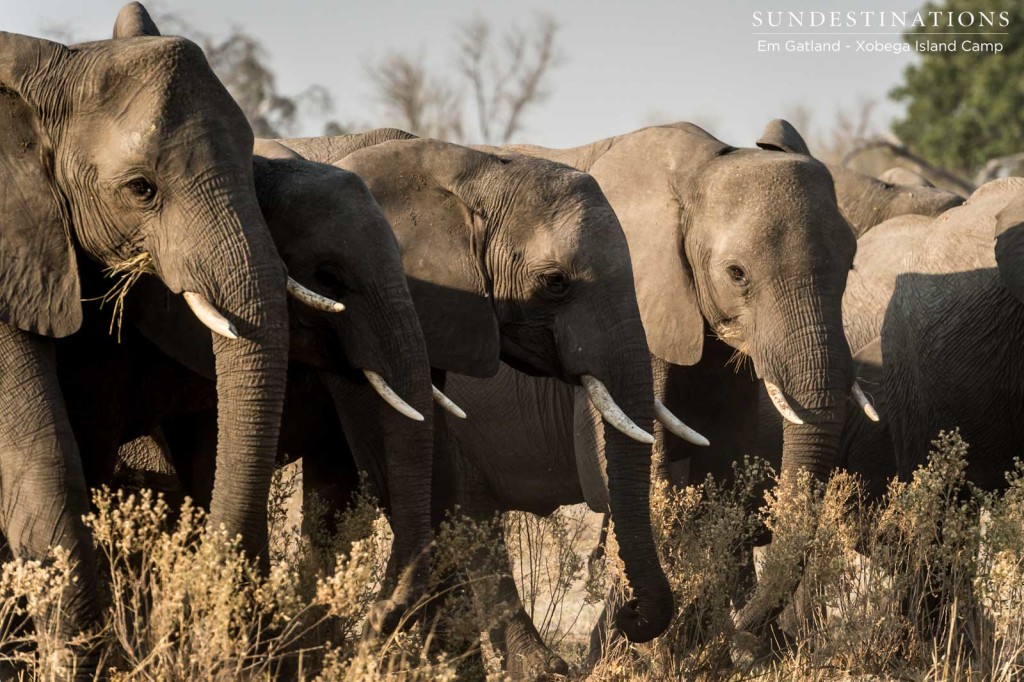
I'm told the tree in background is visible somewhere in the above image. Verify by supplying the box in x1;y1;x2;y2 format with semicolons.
44;10;347;138
155;13;347;138
365;14;561;143
784;99;880;165
890;0;1024;178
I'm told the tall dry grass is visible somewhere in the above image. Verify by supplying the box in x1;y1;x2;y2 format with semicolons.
0;430;1022;680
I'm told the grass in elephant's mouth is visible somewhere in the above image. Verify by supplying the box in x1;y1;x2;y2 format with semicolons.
98;252;155;341
726;346;753;374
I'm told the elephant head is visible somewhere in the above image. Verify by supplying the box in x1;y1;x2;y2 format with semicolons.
0;3;290;559
511;122;867;632
322;135;675;642
755;120;964;237
537;122;859;482
250;150;436;575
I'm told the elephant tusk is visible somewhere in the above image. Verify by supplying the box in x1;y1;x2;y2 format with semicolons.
581;375;655;445
764;380;804;425
851;381;880;423
363;369;424;422
287;277;345;313
433;385;467;419
654;399;710;446
183;292;238;340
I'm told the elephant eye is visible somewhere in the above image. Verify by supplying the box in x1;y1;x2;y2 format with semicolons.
540;270;570;296
314;264;348;297
125;177;157;203
727;265;748;286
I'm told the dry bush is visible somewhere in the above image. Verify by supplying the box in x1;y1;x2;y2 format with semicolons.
2;430;1023;680
588;430;1024;682
504;507;593;647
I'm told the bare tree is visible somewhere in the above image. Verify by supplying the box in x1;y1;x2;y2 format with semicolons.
456;15;560;144
365;53;464;141
201;29;335;138
365;13;562;143
784;99;879;165
43;10;342;138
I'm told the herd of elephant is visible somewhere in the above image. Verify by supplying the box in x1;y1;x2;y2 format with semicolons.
1;3;1022;678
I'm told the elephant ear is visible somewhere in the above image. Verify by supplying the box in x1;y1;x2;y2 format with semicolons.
337;139;501;377
878;167;934;188
253;138;301;160
994;194;1024;304
0;34;81;338
756;119;812;156
588;126;725;366
112;3;162;38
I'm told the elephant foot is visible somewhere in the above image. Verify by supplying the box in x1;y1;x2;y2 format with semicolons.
729;629;772;674
363;595;412;641
363;549;433;641
502;613;569;680
505;644;569;681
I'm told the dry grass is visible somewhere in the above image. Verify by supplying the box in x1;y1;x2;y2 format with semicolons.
1;430;1023;680
91;252;156;341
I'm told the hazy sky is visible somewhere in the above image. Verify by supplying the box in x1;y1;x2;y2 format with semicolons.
3;0;929;147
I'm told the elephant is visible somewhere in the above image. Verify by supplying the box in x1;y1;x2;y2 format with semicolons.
754;120;964;237
753;121;957;499
421;120;862;669
82;129;687;677
232;130;690;675
56;147;440;634
0;2;292;658
881;177;1024;488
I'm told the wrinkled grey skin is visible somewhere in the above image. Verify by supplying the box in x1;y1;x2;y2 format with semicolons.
277;131;673;675
58;152;433;635
884;178;1024;488
754;120;965;238
756;214;935;523
763;178;1024;496
0;3;288;655
518;120;854;573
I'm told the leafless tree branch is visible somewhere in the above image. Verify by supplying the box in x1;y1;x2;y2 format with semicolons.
370;13;561;144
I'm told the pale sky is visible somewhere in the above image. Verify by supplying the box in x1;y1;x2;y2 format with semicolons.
3;0;929;148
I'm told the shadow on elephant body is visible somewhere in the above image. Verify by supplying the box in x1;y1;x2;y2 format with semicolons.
883;266;1024;490
0;4;294;657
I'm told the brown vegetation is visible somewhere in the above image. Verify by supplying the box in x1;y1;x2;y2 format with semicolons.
1;431;1022;680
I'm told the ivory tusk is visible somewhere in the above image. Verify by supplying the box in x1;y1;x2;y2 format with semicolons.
363;369;424;422
580;375;655;445
432;385;467;419
183;292;238;340
287;277;345;313
654;399;710;446
851;381;880;423
764;380;804;425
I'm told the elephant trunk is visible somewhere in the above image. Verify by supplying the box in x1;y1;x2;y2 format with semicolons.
600;338;674;642
737;300;851;634
318;285;434;574
156;194;289;564
364;294;434;570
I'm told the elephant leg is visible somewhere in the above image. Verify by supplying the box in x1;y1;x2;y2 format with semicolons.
453;460;568;680
488;532;570;680
114;428;187;504
162;411;219;509
0;324;101;673
300;438;361;565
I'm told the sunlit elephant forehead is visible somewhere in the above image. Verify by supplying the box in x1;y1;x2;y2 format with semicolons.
76;37;241;127
702;153;833;210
